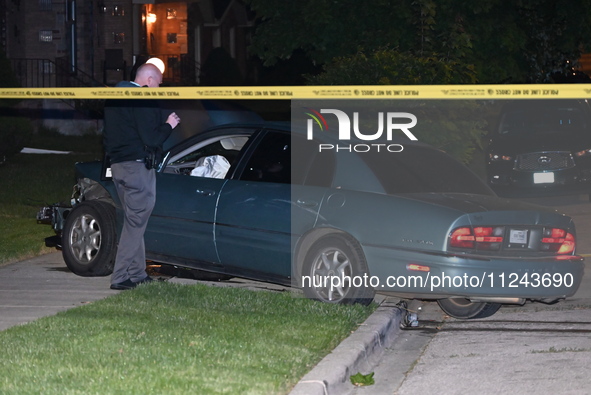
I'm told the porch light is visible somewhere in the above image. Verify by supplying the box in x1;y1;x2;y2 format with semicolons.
147;13;157;24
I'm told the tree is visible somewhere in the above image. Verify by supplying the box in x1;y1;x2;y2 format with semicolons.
246;0;591;163
307;49;476;85
247;0;591;84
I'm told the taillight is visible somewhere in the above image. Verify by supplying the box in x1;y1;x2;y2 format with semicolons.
449;227;474;248
449;226;576;255
541;228;576;255
449;226;504;251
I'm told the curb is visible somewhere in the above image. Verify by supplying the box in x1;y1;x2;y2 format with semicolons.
289;297;403;395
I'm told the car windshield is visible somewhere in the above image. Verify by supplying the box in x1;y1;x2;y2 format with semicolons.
499;108;586;136
356;145;494;195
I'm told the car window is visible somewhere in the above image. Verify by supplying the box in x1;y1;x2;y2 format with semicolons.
357;145;494;195
291;134;336;187
163;134;250;177
302;150;336;187
240;131;291;184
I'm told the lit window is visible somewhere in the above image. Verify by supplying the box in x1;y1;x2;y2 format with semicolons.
112;5;124;16
167;8;176;19
39;30;52;42
112;32;125;44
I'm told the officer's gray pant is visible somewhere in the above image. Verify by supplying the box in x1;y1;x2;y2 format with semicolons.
110;161;156;284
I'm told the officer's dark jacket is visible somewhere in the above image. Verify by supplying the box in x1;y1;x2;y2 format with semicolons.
103;81;173;164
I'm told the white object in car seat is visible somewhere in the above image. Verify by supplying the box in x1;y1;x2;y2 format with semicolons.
190;155;231;178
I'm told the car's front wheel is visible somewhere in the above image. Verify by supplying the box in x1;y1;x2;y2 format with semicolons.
62;201;117;277
302;234;375;306
437;298;501;319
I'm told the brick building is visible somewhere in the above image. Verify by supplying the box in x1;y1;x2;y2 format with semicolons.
0;0;255;87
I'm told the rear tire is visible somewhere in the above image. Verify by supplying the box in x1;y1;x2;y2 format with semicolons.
301;234;374;306
437;298;501;319
62;201;117;277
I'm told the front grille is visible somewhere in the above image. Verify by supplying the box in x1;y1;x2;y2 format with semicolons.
514;151;574;171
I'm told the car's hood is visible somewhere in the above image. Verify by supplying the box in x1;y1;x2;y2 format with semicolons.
488;132;591;155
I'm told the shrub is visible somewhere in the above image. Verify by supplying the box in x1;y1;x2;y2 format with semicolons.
305;49;485;164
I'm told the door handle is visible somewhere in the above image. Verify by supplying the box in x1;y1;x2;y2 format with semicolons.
196;189;216;197
296;199;319;208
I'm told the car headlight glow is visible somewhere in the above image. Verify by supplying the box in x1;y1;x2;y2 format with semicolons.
574;148;591;157
488;153;513;161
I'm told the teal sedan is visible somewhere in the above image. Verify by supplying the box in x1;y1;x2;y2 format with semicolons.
39;122;585;319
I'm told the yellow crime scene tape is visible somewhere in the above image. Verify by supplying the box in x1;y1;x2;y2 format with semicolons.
1;84;591;100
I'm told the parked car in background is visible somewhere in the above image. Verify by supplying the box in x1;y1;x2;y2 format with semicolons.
38;121;584;319
486;99;591;198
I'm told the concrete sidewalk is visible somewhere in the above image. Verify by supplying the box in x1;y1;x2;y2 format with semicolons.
0;252;404;394
0;252;112;331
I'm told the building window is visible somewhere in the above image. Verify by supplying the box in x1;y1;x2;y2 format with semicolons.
112;32;125;44
167;8;176;19
167;33;177;44
39;0;51;11
39;30;52;42
112;5;124;16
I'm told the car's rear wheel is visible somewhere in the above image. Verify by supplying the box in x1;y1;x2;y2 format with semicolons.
62;201;117;277
437;298;501;319
302;234;374;306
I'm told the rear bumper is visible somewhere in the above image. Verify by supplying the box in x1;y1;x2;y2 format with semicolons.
487;163;591;197
366;246;585;301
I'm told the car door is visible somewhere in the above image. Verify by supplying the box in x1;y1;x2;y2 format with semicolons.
145;129;253;266
214;129;327;279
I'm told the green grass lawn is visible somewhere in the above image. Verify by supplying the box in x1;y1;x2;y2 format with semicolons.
0;282;373;394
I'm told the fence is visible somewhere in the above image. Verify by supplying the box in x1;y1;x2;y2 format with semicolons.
10;58;104;88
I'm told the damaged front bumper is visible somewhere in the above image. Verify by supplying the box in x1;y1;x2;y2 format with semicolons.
36;203;72;249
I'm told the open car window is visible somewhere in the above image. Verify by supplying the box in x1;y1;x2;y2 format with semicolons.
163;134;251;177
